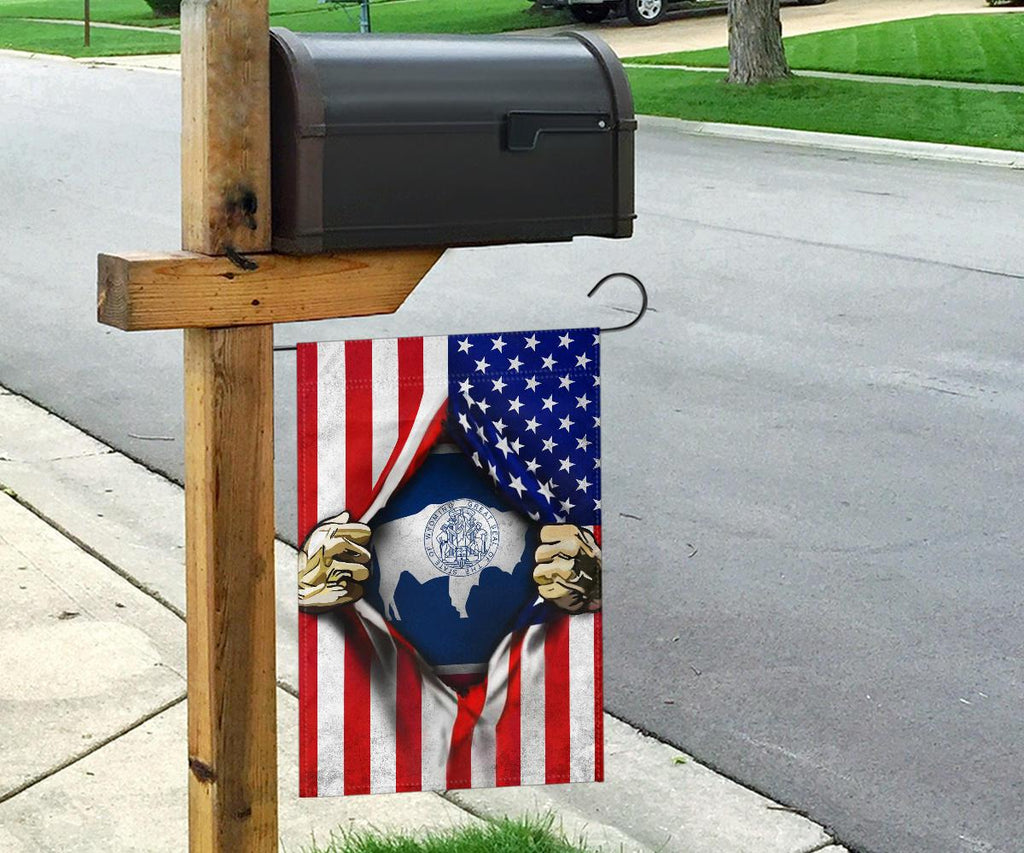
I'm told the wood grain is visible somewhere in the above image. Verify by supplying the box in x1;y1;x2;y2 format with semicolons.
181;0;271;255
97;248;443;330
184;325;277;853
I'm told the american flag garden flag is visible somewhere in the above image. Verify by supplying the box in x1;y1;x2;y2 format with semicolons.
297;328;603;796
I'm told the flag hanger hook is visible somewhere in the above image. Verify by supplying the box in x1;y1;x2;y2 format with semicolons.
272;272;648;352
589;272;648;333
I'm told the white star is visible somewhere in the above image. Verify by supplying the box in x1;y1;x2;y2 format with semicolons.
576;353;592;368
558;332;574;349
538;481;555;502
593;333;600;345
524;416;540;433
487;461;499;483
524;334;540;351
457;412;471;431
559;497;575;513
575;394;591;410
508;396;524;414
541;395;557;412
559;456;575;473
529;510;541;521
559;375;575;390
575;476;592;493
458;378;473;395
457;338;473;353
472;451;481;468
525;376;540;392
542;436;557;453
507;355;523;372
594;498;601;511
491;376;507;393
593;375;601;387
554;514;566;524
541;354;557;370
525;458;540;474
476;425;487;442
593;416;601;427
509;475;527;497
495;435;512;458
558;415;574;432
510;437;523;454
576;435;591;451
477;398;490;413
475;357;490;372
491;336;506;353
594;457;601;469
494;418;507;433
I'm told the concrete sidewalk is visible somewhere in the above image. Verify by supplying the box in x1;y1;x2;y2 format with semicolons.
0;384;846;853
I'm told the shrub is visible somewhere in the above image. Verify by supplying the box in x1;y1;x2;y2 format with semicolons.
144;0;180;17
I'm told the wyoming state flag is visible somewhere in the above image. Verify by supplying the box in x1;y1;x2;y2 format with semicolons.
297;329;603;796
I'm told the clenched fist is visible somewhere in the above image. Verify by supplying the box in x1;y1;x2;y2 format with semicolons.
299;511;372;612
533;525;601;614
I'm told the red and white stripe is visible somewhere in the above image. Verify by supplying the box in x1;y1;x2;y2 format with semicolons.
297;336;603;796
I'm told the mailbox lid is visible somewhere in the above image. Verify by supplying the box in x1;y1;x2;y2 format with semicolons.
270;29;635;252
273;29;633;126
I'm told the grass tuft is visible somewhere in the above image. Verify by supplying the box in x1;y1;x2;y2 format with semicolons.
298;815;594;853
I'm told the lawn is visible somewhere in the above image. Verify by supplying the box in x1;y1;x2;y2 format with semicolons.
0;18;179;56
0;0;170;26
631;13;1024;85
627;67;1024;151
270;0;568;36
0;0;569;32
0;0;568;54
301;817;593;853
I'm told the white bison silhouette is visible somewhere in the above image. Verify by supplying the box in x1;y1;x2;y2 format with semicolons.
371;502;529;620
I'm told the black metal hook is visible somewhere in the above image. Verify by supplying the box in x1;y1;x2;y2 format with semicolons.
272;272;648;352
588;272;648;333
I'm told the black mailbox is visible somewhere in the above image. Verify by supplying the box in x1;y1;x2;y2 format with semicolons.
269;28;635;254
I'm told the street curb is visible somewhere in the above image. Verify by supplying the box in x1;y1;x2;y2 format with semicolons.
639;114;1024;169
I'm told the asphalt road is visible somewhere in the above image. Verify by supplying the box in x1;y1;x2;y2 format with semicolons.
3;53;1024;853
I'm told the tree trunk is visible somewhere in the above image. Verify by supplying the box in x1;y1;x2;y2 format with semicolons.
727;0;791;85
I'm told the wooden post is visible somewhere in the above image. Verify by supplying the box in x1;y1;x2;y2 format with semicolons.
97;2;442;850
83;0;90;47
180;1;276;850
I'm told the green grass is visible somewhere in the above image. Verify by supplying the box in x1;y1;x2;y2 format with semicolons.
0;0;172;26
627;67;1024;150
0;18;179;55
0;0;568;33
631;13;1024;85
271;0;567;36
0;0;568;54
300;816;593;853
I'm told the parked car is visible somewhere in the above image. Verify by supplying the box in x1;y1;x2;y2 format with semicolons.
536;0;826;28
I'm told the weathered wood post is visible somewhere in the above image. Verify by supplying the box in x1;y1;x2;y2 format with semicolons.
96;1;442;848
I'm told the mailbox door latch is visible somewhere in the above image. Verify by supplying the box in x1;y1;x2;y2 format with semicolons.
506;111;613;152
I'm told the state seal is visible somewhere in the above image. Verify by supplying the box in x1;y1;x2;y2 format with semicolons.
423;499;500;577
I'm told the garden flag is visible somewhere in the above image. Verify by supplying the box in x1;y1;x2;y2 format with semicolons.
297;328;603;796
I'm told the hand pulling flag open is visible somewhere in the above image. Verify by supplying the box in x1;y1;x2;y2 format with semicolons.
297;328;603;796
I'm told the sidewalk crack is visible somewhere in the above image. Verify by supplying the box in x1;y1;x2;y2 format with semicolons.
0;483;186;622
0;692;186;807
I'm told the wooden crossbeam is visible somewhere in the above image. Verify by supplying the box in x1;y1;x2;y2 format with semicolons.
97;249;443;331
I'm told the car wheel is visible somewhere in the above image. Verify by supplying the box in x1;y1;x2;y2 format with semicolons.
570;3;612;22
625;0;665;25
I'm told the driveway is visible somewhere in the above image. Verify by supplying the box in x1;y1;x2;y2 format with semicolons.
525;0;1014;57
